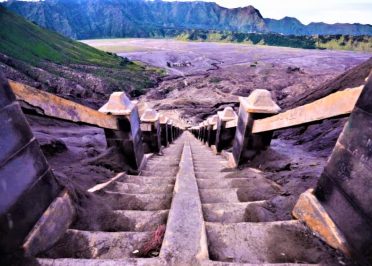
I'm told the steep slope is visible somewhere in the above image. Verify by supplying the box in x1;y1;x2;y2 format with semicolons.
2;0;371;39
278;58;372;156
0;6;162;108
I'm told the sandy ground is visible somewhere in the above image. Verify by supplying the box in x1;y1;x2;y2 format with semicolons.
83;39;371;127
83;39;370;76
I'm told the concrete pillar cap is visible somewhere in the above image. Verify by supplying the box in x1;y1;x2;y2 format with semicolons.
239;89;281;114
159;114;169;124
141;108;159;122
99;92;136;115
207;115;219;125
218;107;237;121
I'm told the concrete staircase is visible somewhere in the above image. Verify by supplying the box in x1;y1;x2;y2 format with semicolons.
37;137;184;264
188;136;339;265
36;132;341;265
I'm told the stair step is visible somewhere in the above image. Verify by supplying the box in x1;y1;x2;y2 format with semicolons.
205;221;334;264
143;166;179;172
197;177;282;201
124;175;175;185
194;167;226;172
113;210;169;231
140;169;178;177
104;182;174;194
42;229;152;259
37;258;160;266
202;201;276;223
146;162;180;168
195;172;229;179
199;188;239;203
72;210;169;232
99;191;172;211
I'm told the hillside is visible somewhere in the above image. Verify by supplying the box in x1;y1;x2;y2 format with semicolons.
0;6;163;108
2;0;371;40
175;30;372;52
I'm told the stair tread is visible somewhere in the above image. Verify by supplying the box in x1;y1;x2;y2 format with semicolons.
42;229;153;259
205;221;335;264
199;188;239;203
99;191;172;210
105;182;174;194
202;201;275;223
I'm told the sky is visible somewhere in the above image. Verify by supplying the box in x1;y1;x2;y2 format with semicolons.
165;0;372;25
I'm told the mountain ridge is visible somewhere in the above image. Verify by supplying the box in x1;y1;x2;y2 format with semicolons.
2;0;371;39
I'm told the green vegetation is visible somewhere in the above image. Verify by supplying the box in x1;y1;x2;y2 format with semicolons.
0;7;164;98
314;35;372;52
0;6;129;67
176;30;372;52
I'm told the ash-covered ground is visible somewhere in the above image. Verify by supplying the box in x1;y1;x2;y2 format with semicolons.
26;40;371;233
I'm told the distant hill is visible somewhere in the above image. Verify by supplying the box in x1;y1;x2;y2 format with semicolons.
2;0;371;40
0;6;162;107
175;30;372;52
0;6;128;66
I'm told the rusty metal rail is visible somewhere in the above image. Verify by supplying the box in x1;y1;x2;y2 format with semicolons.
9;80;119;130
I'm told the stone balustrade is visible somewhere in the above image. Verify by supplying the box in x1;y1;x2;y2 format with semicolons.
99;92;146;172
140;108;161;154
0;74;63;254
190;79;372;262
191;89;280;166
0;78;183;256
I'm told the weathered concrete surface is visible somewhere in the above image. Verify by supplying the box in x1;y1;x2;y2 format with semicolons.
38;258;163;266
252;86;363;134
232;90;280;166
205;221;333;264
43;229;153;259
160;133;209;265
22;190;75;256
0;74;62;253
314;76;372;264
292;189;350;255
104;106;145;172
98;92;135;116
10;80;118;130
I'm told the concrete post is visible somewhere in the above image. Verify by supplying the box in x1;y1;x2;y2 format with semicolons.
159;115;169;148
195;127;200;139
192;126;199;139
99;92;145;172
312;77;372;262
215;107;238;154
198;122;203;141
202;121;208;144
207;115;218;147
174;126;178;140
232;90;281;166
0;74;62;253
167;120;174;144
141;109;161;154
172;124;176;141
